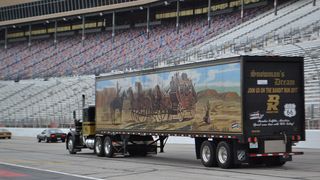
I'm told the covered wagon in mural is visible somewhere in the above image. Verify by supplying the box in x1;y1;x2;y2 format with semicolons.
125;72;197;122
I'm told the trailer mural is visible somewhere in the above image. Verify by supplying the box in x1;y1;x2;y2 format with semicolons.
96;63;242;133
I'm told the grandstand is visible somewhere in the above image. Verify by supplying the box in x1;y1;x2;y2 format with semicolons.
0;0;319;129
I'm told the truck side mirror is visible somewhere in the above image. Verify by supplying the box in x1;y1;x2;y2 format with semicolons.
73;110;76;120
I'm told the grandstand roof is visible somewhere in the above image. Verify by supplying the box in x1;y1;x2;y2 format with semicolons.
0;0;159;27
0;0;39;7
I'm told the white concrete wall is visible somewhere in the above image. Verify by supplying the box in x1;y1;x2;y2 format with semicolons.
4;128;320;149
6;128;70;138
295;130;320;149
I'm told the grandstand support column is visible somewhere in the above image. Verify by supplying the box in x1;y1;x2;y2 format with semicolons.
176;0;180;34
208;0;211;28
112;11;116;42
274;0;278;16
28;24;32;47
147;7;150;39
241;0;244;21
4;27;7;49
82;15;86;46
54;20;57;44
314;0;316;6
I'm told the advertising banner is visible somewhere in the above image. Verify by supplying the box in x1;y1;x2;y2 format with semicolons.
244;59;304;136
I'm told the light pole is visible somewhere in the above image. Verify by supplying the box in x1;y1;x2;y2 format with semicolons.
274;0;278;16
208;0;211;28
176;0;180;34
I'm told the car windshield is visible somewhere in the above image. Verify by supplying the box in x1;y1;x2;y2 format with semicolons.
49;129;63;133
0;129;9;132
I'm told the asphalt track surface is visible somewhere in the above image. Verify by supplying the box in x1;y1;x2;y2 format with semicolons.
0;137;319;180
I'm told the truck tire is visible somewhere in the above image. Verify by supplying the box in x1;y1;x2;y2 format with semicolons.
95;136;105;157
200;141;217;167
45;136;49;143
216;141;234;169
67;135;76;154
104;136;114;158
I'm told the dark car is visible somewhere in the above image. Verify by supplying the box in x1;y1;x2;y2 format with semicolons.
37;129;66;143
0;129;12;139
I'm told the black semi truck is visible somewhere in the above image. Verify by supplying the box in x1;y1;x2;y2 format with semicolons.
66;56;305;168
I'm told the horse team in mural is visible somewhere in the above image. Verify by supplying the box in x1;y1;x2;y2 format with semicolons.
110;72;197;123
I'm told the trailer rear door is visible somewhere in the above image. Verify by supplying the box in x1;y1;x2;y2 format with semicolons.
243;56;305;139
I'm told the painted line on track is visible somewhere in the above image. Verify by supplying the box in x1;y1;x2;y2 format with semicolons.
0;161;104;180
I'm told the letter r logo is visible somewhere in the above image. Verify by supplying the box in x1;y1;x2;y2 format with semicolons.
267;95;280;111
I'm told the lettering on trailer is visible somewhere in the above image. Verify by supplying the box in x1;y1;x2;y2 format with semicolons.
245;60;302;134
266;95;280;113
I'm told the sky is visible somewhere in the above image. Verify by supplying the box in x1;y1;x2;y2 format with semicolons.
96;62;241;94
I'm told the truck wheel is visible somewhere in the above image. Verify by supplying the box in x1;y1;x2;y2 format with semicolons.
216;141;234;169
104;136;114;158
38;138;41;143
67;136;76;154
200;141;217;167
45;137;49;143
95;136;105;157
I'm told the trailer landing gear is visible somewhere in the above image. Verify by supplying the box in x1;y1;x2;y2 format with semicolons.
159;136;167;153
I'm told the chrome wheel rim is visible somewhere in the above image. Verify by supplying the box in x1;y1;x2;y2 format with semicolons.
95;138;101;154
218;146;228;164
104;139;111;155
68;139;73;150
202;145;211;163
